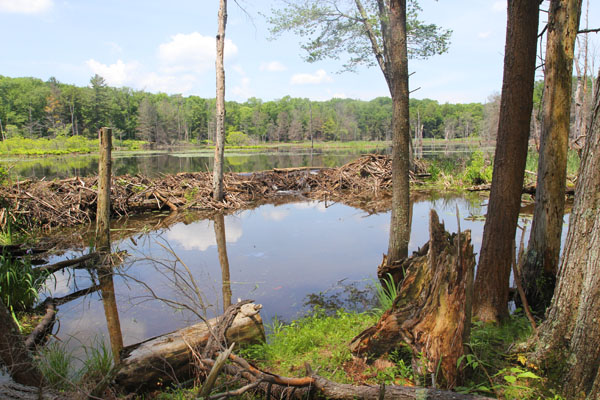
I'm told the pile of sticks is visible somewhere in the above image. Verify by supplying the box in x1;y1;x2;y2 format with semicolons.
1;154;424;232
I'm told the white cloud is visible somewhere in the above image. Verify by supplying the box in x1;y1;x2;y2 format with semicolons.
293;201;327;213
232;77;252;99
492;1;505;12
260;61;287;72
478;31;491;39
138;72;198;94
166;218;243;251
158;32;238;74
0;0;52;13
290;69;333;85
86;59;141;87
261;208;290;222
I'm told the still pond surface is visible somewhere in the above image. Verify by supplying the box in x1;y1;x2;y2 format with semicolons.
43;192;566;355
4;141;485;179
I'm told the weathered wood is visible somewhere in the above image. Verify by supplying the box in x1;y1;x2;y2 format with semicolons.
24;299;56;350
115;302;265;391
350;210;475;389
96;127;112;252
0;380;60;400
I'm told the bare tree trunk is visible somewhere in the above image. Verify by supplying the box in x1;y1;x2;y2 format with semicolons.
386;0;411;266
212;0;227;201
522;0;582;315
531;68;600;399
473;0;539;322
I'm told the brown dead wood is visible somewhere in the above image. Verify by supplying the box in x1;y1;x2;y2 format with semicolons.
0;154;428;232
350;210;475;389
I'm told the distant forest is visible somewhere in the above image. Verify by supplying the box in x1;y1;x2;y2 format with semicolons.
1;73;588;146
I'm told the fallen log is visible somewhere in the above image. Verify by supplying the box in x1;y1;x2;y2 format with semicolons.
115;302;265;392
350;209;475;389
24;299;56;351
0;380;60;400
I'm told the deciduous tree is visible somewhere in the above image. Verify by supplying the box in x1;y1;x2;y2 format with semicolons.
522;0;582;315
473;0;540;322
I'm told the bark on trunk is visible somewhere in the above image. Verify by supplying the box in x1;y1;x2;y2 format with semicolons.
386;0;411;266
115;302;264;392
532;69;600;399
212;0;227;201
350;210;475;389
522;0;582;315
473;0;539;322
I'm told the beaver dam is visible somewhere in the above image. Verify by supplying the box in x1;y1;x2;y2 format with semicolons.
1;154;432;232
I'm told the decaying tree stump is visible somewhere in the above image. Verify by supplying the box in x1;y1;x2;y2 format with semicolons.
115;302;265;391
350;210;475;389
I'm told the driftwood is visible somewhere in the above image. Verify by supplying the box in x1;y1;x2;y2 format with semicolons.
467;182;575;195
0;380;61;400
0;154;430;232
24;299;56;351
115;302;265;391
350;210;475;389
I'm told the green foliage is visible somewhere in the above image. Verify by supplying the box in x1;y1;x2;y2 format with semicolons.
226;130;251;146
372;273;399;316
456;312;551;399
37;341;75;390
0;254;47;318
241;309;378;383
268;0;451;73
462;151;492;185
81;337;114;382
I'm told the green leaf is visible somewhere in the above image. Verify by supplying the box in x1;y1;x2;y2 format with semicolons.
517;371;541;379
503;375;517;384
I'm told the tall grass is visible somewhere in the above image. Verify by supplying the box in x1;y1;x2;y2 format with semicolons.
0;254;47;321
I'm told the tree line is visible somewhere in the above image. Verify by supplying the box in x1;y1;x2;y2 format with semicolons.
0;74;487;145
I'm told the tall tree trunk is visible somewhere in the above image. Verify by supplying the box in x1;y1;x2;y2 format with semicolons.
531;68;600;399
213;0;227;201
386;0;411;266
473;0;539;322
522;0;582;315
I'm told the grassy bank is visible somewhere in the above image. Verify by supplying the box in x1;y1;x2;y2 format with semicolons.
0;136;146;156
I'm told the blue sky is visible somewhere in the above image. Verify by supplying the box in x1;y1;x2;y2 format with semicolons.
1;0;598;103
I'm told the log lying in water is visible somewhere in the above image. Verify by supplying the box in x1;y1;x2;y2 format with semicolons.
350;209;475;389
115;302;265;392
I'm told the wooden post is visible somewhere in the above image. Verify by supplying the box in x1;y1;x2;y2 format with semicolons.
95;127;124;363
96;127;112;251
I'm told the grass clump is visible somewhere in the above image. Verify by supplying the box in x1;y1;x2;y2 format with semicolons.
241;309;378;383
0;253;48;322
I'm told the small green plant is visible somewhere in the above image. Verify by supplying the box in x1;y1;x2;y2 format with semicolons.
0;253;48;321
372;273;399;316
82;337;114;382
37;341;75;390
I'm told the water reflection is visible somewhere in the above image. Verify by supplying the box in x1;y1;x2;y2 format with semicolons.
44;192;552;356
214;214;232;311
99;270;124;362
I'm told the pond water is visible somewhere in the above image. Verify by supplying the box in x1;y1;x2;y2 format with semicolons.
2;141;486;180
41;192;565;357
